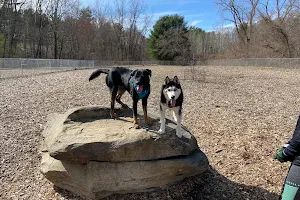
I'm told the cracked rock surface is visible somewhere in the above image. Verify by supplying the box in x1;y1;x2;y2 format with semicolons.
41;106;208;199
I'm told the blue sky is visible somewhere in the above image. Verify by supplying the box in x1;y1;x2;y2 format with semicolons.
83;0;230;32
145;0;223;31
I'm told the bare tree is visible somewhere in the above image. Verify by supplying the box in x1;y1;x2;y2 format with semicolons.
107;0;149;60
2;0;26;57
188;27;205;60
35;0;45;58
127;0;150;60
257;0;300;57
217;0;259;45
44;0;77;58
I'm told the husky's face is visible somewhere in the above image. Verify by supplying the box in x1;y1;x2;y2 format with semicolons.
163;85;181;100
162;76;181;107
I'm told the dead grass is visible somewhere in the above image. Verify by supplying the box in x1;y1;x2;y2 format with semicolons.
0;68;74;79
1;65;300;200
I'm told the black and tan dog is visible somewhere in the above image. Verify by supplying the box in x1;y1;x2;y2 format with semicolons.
89;67;152;128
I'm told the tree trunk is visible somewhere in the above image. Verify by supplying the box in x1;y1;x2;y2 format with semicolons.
59;36;64;59
54;31;58;59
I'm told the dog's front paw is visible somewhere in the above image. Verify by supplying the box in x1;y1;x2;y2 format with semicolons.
176;129;182;138
158;129;165;134
110;112;117;119
133;123;141;129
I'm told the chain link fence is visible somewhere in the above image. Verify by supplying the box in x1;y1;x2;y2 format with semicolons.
0;58;95;79
205;58;300;68
0;58;95;69
1;57;300;80
94;58;300;68
0;59;192;79
93;60;190;66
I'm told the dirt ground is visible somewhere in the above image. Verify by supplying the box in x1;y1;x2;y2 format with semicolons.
0;68;74;79
1;65;300;200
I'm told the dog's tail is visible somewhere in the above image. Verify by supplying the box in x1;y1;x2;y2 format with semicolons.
89;69;110;81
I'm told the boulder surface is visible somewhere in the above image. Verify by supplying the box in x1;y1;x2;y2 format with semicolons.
40;106;209;199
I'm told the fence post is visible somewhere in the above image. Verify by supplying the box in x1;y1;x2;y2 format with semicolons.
20;59;23;76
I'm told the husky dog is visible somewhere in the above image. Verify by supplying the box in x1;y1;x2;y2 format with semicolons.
158;76;183;137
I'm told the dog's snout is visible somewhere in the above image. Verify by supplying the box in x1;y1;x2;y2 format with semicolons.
171;96;175;99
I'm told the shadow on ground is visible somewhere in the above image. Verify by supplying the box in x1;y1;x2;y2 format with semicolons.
54;165;280;200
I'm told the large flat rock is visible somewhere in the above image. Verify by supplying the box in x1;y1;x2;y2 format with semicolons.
41;149;209;199
41;106;198;163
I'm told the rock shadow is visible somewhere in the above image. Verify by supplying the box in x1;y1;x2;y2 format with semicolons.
54;165;280;200
68;106;164;133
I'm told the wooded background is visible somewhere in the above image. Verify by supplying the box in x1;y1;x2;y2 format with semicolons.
1;0;300;62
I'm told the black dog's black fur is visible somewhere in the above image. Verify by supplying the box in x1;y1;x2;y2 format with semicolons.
89;67;152;128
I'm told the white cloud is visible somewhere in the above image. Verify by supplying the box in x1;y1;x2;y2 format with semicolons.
178;0;202;4
190;20;203;26
211;23;236;33
153;0;200;5
185;14;204;17
223;23;235;28
153;11;179;16
150;10;189;22
209;23;236;32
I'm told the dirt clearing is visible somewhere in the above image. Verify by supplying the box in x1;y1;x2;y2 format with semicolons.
1;65;299;200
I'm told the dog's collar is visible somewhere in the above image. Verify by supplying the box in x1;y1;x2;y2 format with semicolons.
136;86;150;99
129;78;150;99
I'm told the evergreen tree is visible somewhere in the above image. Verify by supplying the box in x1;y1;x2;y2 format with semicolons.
148;14;191;61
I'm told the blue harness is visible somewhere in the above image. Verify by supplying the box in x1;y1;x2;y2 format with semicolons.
129;78;150;100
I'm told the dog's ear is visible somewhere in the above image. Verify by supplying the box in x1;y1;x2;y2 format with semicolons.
165;76;170;84
145;69;152;77
173;76;180;84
